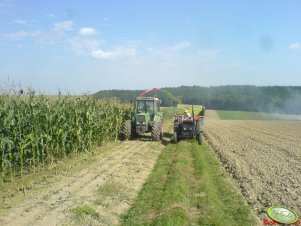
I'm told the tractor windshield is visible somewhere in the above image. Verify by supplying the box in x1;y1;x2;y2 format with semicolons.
136;100;154;113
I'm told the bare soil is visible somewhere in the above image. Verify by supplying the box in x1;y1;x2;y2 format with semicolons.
0;141;163;226
204;110;301;219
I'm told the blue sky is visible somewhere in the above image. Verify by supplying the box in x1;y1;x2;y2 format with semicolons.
0;0;300;94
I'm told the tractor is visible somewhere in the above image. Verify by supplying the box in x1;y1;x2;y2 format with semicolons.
120;88;164;141
173;105;205;145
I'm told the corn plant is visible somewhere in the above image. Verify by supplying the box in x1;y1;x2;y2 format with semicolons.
0;93;130;183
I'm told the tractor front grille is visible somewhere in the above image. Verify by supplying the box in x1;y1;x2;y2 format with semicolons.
183;125;193;131
182;131;193;138
181;124;194;138
137;115;146;124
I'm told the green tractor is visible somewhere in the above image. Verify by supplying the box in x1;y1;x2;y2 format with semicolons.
120;88;164;141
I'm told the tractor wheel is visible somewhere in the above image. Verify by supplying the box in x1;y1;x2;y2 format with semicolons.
120;120;131;140
151;122;161;141
197;132;202;145
173;131;178;143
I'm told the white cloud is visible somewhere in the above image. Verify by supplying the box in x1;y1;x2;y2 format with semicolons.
90;46;137;59
148;41;190;54
142;41;191;66
1;20;74;44
290;42;301;50
147;41;190;57
197;49;220;58
70;36;136;60
1;29;65;44
35;32;63;45
79;27;96;36
53;20;73;32
12;19;27;24
2;29;70;45
169;41;191;51
70;38;102;55
2;30;40;41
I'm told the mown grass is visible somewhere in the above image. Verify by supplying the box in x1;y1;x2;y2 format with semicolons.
95;180;129;208
216;110;278;120
73;205;99;219
121;140;256;226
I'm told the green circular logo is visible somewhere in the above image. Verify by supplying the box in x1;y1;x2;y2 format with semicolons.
267;206;299;224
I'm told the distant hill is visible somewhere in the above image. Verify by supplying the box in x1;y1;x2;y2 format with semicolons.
94;85;301;114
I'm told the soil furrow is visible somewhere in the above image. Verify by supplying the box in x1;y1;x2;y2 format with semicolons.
204;110;301;219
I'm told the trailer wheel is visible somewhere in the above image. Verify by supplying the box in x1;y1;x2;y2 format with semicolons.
173;131;178;143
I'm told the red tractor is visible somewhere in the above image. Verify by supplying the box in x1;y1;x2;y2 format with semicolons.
173;105;205;145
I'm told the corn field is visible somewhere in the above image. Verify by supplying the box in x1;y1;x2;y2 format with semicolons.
0;93;130;182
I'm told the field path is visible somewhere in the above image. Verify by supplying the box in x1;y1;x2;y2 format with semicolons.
0;141;163;226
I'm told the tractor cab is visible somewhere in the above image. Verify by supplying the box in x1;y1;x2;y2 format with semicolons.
135;97;161;133
135;97;160;114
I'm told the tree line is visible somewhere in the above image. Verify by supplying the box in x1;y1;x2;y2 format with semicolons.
94;85;301;114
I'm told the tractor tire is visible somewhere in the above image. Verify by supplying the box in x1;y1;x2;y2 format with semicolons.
173;131;178;143
151;122;161;141
120;120;131;140
197;132;202;145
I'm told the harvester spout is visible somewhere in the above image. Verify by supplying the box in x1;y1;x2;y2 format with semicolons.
139;88;160;97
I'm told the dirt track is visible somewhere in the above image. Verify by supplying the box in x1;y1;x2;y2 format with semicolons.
204;110;301;218
0;141;163;226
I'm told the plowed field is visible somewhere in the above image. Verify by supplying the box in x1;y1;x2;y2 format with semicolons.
204;110;301;218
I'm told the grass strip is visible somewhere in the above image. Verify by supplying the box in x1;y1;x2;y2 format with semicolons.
191;141;256;226
121;141;196;225
121;140;256;226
